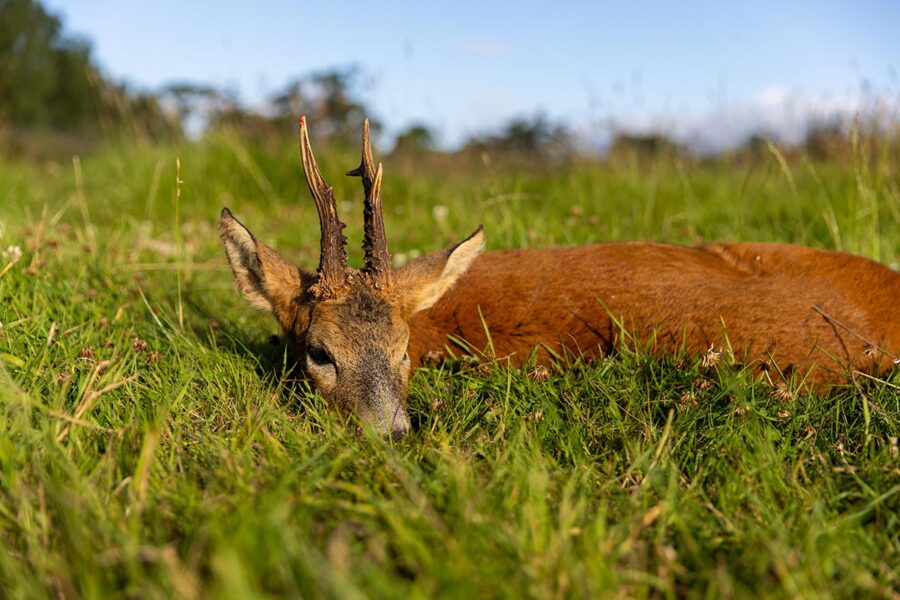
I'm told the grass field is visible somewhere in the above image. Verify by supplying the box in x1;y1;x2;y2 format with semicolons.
1;131;899;598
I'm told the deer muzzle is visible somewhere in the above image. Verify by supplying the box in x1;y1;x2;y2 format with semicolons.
359;392;411;439
354;349;411;439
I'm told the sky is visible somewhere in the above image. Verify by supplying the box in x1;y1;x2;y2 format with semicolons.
44;0;900;150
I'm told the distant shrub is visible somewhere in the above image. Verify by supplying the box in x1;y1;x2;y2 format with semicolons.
392;123;437;154
461;113;573;164
607;131;685;158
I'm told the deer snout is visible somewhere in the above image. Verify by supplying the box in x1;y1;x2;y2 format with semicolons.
379;397;411;440
389;412;411;441
351;349;412;439
360;398;411;439
355;374;412;439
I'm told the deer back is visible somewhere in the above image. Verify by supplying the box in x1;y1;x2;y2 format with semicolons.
408;241;900;387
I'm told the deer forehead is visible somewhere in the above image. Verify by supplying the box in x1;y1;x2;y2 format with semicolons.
308;285;409;349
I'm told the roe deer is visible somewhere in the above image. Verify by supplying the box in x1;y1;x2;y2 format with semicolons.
220;117;900;438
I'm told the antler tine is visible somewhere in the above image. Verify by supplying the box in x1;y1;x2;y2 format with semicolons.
347;119;392;290
298;115;349;296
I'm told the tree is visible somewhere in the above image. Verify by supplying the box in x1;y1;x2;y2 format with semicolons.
463;113;571;159
804;116;846;160
0;0;179;142
0;0;72;127
266;66;379;141
392;123;436;153
607;131;685;158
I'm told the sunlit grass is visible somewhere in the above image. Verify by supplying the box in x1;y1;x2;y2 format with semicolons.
0;135;898;597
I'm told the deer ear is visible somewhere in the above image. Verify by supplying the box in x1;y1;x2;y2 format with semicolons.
219;208;306;317
394;226;484;316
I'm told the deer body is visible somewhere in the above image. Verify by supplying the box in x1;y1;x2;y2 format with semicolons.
409;242;900;386
221;118;899;438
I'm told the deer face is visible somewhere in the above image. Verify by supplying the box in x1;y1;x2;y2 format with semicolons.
219;117;483;438
302;285;411;438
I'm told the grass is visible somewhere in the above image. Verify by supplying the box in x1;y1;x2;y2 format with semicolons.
1;131;899;598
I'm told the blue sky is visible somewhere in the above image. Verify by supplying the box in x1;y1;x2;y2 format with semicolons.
45;1;899;148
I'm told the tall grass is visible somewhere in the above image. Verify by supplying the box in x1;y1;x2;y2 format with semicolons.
0;132;898;598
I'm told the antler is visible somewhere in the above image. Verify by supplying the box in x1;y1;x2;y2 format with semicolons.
347;119;392;290
298;116;350;297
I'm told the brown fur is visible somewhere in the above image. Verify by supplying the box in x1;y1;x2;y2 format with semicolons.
408;241;900;388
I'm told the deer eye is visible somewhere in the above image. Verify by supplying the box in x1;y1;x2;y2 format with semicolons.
307;345;334;367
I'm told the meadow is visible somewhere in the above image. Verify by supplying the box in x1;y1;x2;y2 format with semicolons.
0;130;898;598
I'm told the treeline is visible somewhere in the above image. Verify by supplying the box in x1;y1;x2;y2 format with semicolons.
1;0;893;163
165;67;380;147
0;0;577;163
615;116;900;165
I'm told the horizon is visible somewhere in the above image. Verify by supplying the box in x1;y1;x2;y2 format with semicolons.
44;1;900;151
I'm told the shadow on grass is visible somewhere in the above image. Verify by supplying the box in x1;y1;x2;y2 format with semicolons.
180;287;313;410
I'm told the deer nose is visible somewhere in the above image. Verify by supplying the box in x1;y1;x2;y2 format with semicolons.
359;393;411;439
390;416;411;440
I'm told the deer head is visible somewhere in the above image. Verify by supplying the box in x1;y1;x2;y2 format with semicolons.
219;116;484;438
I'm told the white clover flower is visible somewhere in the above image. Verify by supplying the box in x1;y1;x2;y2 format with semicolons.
432;205;449;222
2;245;23;263
700;344;722;368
